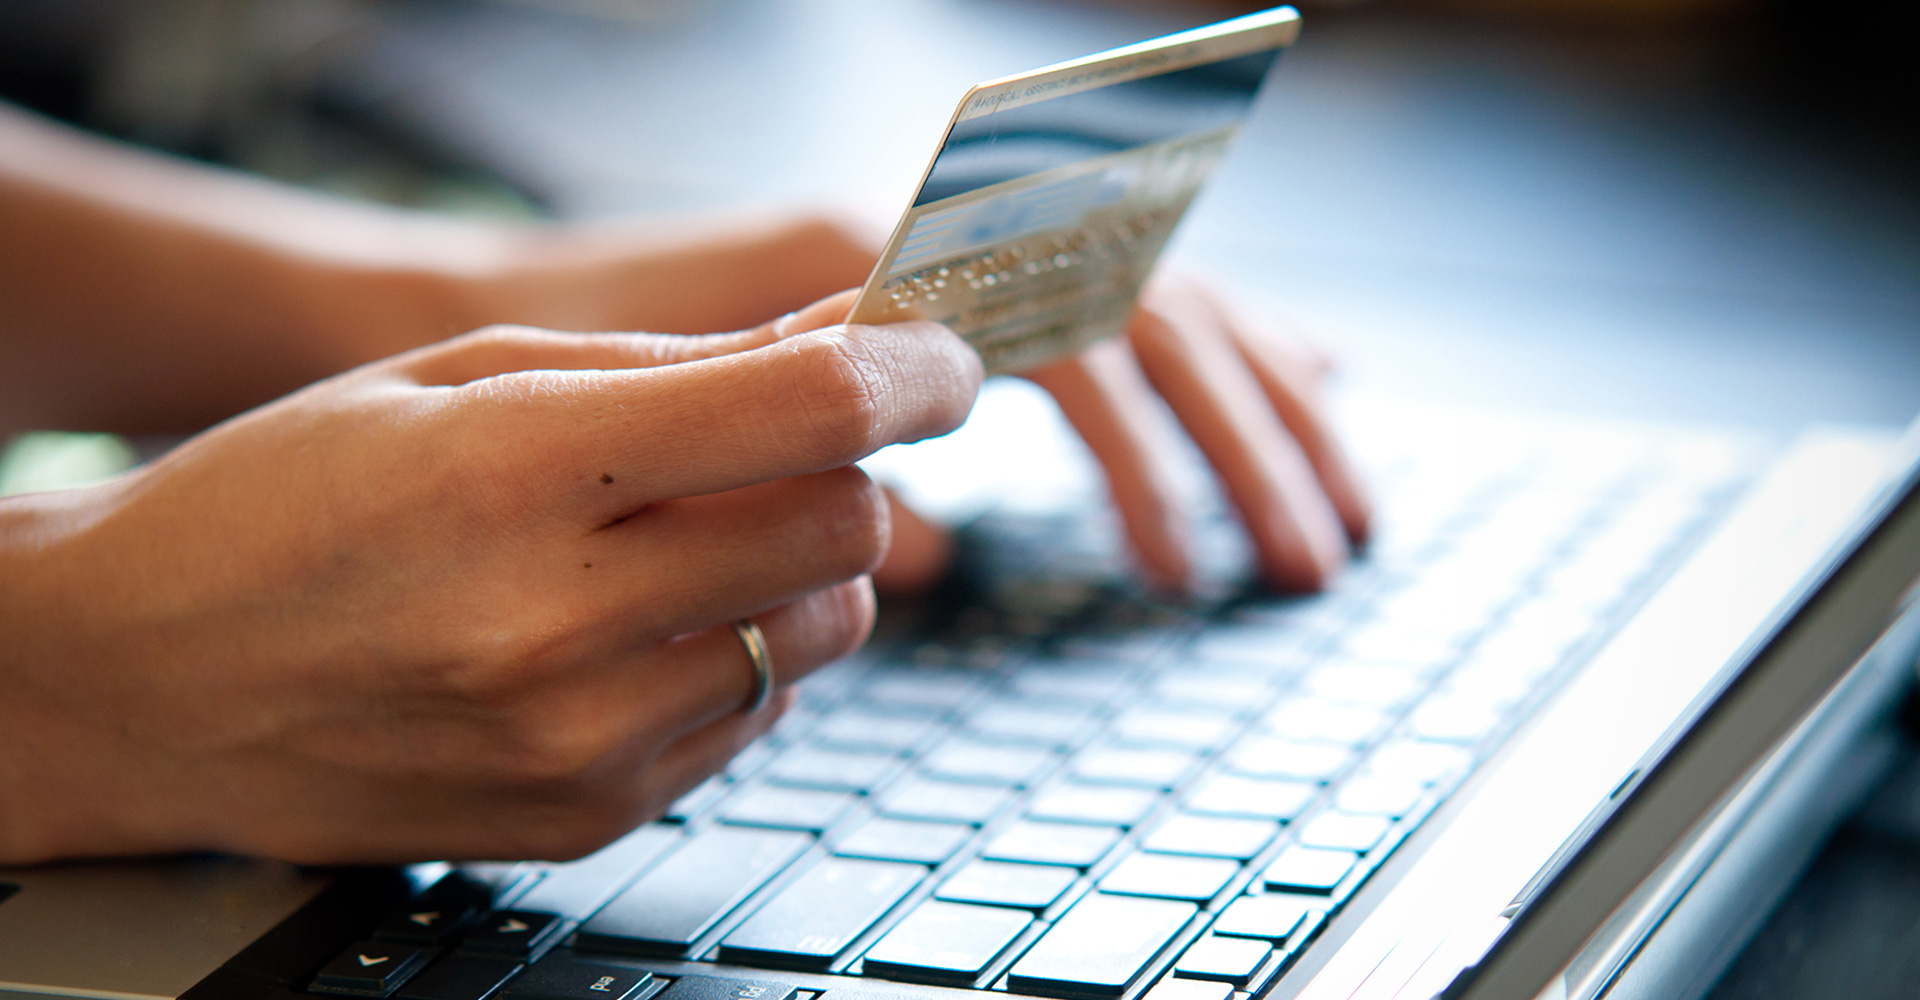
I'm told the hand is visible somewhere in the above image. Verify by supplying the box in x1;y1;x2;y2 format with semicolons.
459;212;885;342
1026;275;1371;593
0;293;980;864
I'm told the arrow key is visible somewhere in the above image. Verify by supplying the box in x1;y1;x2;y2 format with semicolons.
462;911;564;959
375;905;478;946
312;940;431;996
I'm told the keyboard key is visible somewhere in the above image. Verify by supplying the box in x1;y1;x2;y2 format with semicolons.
512;825;681;920
649;976;795;1000
1056;631;1177;664
1006;893;1196;998
1337;628;1465;669
1261;701;1387;746
1261;847;1356;895
1210;895;1312;943
1296;812;1393;852
860;671;984;710
982;821;1121;868
1408;697;1504;744
1068;747;1199;790
876;778;1013;825
374;905;475;947
860;900;1032;985
716;786;857;832
1026;784;1160;827
1189;625;1318;669
665;778;727;823
312;941;431;996
397;956;522;1000
1109;708;1239;751
500;956;647;1000
833;817;974;865
811;712;940;753
919;740;1057;786
725;741;776;780
935;860;1079;910
1007;670;1135;706
764;706;818;745
1146;674;1275;711
718;858;925;970
1361;742;1473;785
1099;853;1239;903
760;747;903;793
1141;815;1278;861
1183;775;1316;821
1173;936;1271;987
460;911;563;959
964;703;1100;750
1334;777;1425;817
1223;738;1353;783
1142;979;1231;1000
577;826;811;957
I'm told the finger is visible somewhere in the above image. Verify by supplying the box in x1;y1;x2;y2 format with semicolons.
775;288;861;334
457;318;983;523
384;689;796;864
870;488;955;594
636;687;798;820
1027;340;1194;593
634;579;877;740
1227;320;1373;543
398;325;780;387
1128;291;1348;591
395;289;865;388
583;467;891;641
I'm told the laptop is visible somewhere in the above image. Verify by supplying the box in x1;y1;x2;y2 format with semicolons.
6;11;1920;1000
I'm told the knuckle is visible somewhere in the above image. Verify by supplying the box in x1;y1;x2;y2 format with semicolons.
434;615;579;704
812;579;879;665
502;710;619;784
452;323;539;353
812;468;889;575
789;332;887;464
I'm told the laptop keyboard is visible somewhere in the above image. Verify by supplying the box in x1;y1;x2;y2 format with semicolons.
310;407;1752;1000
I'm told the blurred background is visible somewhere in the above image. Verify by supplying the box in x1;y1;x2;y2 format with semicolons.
3;0;1919;993
2;0;1916;429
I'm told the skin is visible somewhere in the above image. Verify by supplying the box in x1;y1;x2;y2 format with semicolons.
0;299;980;864
0;102;1370;863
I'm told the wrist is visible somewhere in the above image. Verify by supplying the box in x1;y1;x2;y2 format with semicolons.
456;212;883;338
281;240;516;373
0;477;201;861
0;486;110;860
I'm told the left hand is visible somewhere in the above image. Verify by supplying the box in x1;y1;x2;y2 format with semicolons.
1026;274;1371;594
860;274;1371;596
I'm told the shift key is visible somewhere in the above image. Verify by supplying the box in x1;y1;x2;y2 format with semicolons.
718;858;925;970
1007;894;1196;998
577;826;812;957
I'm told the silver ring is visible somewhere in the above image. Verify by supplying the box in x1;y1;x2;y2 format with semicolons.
732;619;773;713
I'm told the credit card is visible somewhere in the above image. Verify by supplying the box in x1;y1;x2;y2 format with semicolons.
848;7;1299;375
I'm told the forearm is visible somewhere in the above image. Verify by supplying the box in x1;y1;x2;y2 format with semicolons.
0;104;494;435
0;483;182;862
0;104;880;437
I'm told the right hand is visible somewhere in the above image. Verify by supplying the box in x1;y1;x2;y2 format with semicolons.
0;292;980;865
